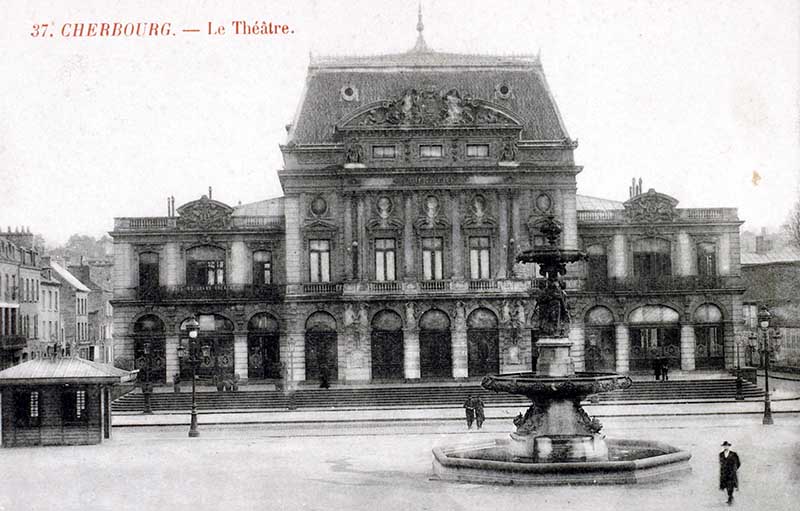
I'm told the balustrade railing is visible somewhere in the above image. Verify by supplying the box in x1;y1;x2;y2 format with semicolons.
583;275;725;292
419;280;451;292
468;279;498;291
138;284;283;301
368;281;403;292
114;216;283;231
302;282;343;294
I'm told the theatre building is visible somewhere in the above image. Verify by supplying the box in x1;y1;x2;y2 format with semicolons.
110;30;745;385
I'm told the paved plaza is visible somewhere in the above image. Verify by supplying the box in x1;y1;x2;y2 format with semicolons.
1;411;798;511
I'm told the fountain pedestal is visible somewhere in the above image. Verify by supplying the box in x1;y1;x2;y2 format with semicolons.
536;338;575;377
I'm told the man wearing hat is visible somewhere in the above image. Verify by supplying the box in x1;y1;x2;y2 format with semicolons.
719;441;741;505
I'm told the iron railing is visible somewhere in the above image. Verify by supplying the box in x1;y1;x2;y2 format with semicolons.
138;284;283;301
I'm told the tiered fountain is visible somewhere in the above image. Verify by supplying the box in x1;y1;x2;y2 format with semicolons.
432;216;691;485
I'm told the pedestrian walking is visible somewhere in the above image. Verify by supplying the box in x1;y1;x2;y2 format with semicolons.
653;358;661;381
719;441;741;505
661;358;670;381
473;395;486;429
463;395;475;429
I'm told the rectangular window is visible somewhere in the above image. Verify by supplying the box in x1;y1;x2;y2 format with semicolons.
14;391;40;426
374;239;396;281
62;389;87;422
419;145;443;158
309;240;331;283
138;252;160;291
422;237;444;280
187;260;225;286
372;145;396;159
469;237;491;280
466;144;490;158
253;251;273;285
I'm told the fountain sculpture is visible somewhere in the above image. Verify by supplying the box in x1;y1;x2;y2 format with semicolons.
432;216;691;485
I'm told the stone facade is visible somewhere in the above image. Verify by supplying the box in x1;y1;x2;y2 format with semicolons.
110;44;745;384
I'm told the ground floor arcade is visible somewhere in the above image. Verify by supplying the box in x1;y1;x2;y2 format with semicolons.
114;297;740;384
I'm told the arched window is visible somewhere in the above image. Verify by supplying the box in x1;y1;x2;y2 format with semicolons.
179;314;235;381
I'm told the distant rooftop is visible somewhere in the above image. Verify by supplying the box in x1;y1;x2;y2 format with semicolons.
232;197;285;217
741;246;800;266
49;261;91;293
576;195;625;211
0;356;134;385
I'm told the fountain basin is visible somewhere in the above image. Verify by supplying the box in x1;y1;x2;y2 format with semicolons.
432;438;692;485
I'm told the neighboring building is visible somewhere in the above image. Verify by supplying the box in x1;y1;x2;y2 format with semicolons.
48;261;90;356
741;244;800;369
110;25;745;385
1;228;45;368
0;354;133;447
38;267;63;352
68;263;114;363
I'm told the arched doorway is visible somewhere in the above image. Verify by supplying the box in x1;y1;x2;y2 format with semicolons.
370;310;404;380
248;313;281;379
179;314;235;381
419;309;452;379
628;305;680;371
584;306;616;372
467;308;499;377
694;304;724;369
133;315;166;384
305;312;338;382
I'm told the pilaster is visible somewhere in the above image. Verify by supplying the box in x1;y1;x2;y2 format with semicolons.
403;328;420;379
284;197;301;283
234;333;248;380
615;323;629;374
165;336;179;383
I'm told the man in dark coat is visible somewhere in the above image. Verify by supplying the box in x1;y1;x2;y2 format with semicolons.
719;441;741;504
473;396;486;429
463;396;475;429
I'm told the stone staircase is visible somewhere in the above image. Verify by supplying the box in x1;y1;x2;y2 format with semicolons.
111;378;764;413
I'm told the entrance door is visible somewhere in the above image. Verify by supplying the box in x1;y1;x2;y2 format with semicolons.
420;330;452;378
371;331;404;380
629;327;680;371
584;327;616;372
467;329;499;377
695;326;724;369
134;338;166;384
181;336;235;380
305;332;338;382
248;334;281;379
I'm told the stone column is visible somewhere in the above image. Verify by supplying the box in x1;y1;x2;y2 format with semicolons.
283;332;305;382
615;323;630;374
452;310;468;378
165;243;179;286
510;191;521;277
284;196;302;284
165;336;179;383
230;242;248;285
234;332;248;380
451;194;464;280
676;231;692;276
343;195;353;280
356;196;367;281
611;234;626;278
404;194;415;280
718;233;731;275
403;328;420;380
680;324;696;371
561;189;578;250
569;324;585;372
497;192;508;278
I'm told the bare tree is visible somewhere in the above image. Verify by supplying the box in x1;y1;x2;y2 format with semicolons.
786;199;800;248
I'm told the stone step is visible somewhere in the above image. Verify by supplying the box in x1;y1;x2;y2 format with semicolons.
112;378;764;412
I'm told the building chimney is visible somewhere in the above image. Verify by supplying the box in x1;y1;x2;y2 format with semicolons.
755;228;771;255
209;186;213;200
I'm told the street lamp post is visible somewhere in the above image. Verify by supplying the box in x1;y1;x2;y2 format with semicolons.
142;341;153;414
757;306;773;425
178;316;208;437
734;340;744;401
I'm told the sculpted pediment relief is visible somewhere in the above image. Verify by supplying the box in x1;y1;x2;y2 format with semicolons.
176;196;233;230
337;88;522;130
302;219;339;231
624;189;679;223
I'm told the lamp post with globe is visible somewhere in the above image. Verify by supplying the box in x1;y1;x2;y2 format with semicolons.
177;316;209;437
757;306;774;425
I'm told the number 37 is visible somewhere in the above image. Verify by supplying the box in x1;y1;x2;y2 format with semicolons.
31;24;49;37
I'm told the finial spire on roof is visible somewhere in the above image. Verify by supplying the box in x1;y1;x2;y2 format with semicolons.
411;2;431;53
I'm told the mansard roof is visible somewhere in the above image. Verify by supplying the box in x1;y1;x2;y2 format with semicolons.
233;197;285;216
287;49;569;144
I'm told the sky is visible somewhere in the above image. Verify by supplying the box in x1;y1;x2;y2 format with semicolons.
1;0;798;245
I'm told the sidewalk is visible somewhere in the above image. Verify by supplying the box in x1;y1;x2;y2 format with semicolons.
113;394;800;428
